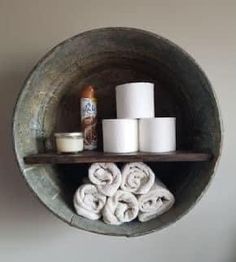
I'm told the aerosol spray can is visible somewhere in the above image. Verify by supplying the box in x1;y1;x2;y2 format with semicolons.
80;85;97;150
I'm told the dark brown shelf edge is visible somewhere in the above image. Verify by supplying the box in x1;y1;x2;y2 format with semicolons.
23;151;212;164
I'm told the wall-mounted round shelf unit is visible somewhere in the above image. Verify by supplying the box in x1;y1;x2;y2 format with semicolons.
13;27;221;237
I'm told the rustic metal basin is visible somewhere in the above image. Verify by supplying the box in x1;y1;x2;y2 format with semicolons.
13;27;221;236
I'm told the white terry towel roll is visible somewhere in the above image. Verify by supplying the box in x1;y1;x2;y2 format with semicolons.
103;190;139;225
89;163;122;197
120;162;155;194
74;184;106;220
138;179;175;222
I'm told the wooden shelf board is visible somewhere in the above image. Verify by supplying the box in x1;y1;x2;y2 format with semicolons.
24;151;212;164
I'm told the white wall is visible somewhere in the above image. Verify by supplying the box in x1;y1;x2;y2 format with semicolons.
0;0;235;261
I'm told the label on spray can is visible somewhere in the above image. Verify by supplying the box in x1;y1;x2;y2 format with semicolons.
81;97;97;150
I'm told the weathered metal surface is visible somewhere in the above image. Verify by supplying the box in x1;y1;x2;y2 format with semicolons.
13;27;221;237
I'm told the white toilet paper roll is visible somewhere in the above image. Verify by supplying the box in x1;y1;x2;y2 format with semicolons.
139;117;176;153
116;82;155;119
102;119;138;153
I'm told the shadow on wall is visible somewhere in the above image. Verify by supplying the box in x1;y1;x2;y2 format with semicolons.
229;236;236;262
0;59;67;243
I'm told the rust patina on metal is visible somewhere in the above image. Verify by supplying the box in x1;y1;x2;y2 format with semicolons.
13;27;221;237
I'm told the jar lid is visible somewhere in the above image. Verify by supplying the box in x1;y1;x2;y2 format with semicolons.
54;132;83;138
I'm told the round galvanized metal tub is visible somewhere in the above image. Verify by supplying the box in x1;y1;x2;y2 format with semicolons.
13;27;221;236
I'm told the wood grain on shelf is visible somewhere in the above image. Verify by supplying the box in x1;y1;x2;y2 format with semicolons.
24;151;212;164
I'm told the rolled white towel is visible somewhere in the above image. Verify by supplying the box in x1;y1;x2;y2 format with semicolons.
103;190;139;225
89;163;122;197
138;179;175;222
120;162;155;194
74;184;106;220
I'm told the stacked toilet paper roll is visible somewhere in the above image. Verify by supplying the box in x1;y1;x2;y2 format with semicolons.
102;119;138;153
116;82;155;119
139;117;176;152
102;82;176;153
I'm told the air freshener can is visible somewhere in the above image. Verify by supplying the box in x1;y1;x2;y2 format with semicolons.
81;85;97;150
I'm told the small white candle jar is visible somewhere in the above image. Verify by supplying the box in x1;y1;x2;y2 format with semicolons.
55;133;83;153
